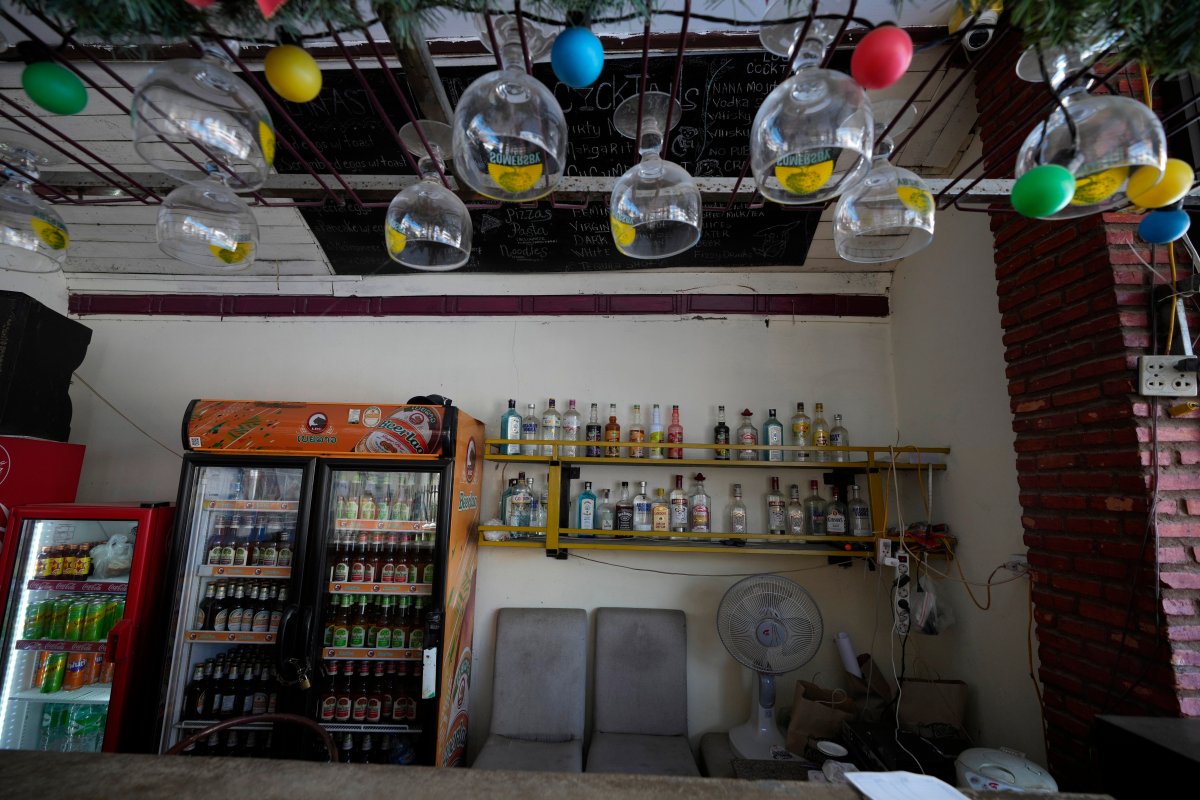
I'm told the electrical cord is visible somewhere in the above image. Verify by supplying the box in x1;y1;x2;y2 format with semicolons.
70;372;183;459
566;551;842;578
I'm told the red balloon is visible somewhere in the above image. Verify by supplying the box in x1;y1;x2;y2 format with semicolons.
851;26;914;90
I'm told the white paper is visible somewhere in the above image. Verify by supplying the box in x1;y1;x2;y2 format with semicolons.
846;771;970;800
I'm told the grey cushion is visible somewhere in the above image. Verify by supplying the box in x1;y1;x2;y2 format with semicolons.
489;607;587;742
592;607;688;736
585;732;700;776
472;734;584;772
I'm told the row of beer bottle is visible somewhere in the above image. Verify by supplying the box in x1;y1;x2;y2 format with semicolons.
327;537;435;585
323;594;429;650
183;651;280;720
317;659;424;725
193;580;287;633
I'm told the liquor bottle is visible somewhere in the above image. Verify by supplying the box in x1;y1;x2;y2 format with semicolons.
498;477;517;522
604;404;621;458
689;474;711;535
533;487;549;529
762;409;784;461
812;403;830;462
766;477;786;534
791;402;811;461
507;477;533;529
520;403;540;456
848;485;872;536
576;481;597;531
500;399;522;456
787;484;806;535
648;404;665;459
194;582;216;630
628;404;646;458
804;480;827;535
184;663;207;721
830;414;850;462
585;403;603;458
615;482;635;531
713;405;730;460
826;487;849;535
727;483;748;538
651;488;670;534
667;404;684;459
541;398;561;457
633;481;652;531
737;409;758;461
598;489;615;531
561;399;581;458
669;475;689;535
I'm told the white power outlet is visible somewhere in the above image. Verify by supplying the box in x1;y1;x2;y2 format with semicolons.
1139;356;1198;397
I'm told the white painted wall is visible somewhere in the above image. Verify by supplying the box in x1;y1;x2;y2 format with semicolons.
889;210;1042;762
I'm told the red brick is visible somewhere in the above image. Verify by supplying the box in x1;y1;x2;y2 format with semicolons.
1074;355;1135;380
1086;452;1143;468
1168;626;1200;641
1039;495;1089;510
1174;650;1200;667
1075;558;1131;579
1052;387;1103;407
1014;398;1050;414
1022;515;1064;531
1175;671;1200;691
1163;572;1200;590
1050;575;1105;597
1160;522;1200;538
1161;547;1190;564
1096;540;1145;559
1163;597;1197;616
1154;473;1200;491
1060;474;1115;491
1035;454;1076;469
1023;293;1064;320
1029;370;1074;392
1182;452;1200;468
1181;697;1200;716
1059;616;1110;643
1033;590;1076;613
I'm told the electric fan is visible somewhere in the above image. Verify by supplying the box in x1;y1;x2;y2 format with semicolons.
717;574;824;760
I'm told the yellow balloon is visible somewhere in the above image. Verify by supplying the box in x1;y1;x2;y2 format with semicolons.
1126;158;1195;209
264;44;322;103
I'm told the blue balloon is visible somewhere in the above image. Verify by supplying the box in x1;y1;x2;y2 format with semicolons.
551;27;604;89
1138;209;1191;244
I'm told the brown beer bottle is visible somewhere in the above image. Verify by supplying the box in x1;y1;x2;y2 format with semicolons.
317;661;338;722
334;661;354;722
367;661;385;723
350;660;370;723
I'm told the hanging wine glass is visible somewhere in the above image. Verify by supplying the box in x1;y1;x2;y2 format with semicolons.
156;171;258;271
609;91;702;259
834;101;934;263
0;129;69;273
751;0;873;205
385;121;473;271
1014;37;1165;219
132;41;275;192
451;14;567;202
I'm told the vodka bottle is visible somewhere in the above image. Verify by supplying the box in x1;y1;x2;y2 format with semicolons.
598;489;615;531
648;404;665;459
804;480;827;535
812;403;830;462
633;480;652;531
507;478;533;529
499;477;517;521
668;475;689;536
577;481;597;530
791;402;811;461
520;403;540;456
737;409;758;461
500;399;522;456
661;404;681;459
615;482;635;531
651;488;670;534
628;404;646;458
762;408;784;462
787;484;805;535
826;487;848;535
585;403;603;458
604;404;621;458
766;477;786;534
689;473;711;534
848;485;872;536
728;483;748;537
541;399;561;457
561;399;581;458
713;405;730;460
829;414;849;462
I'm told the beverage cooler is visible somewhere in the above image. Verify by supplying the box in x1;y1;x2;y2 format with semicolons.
0;503;174;754
157;399;483;766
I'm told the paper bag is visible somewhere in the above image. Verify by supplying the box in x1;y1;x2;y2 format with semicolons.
786;690;854;756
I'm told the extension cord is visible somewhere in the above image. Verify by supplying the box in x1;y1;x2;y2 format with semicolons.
895;553;911;635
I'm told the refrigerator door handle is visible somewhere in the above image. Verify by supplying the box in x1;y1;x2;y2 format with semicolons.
105;618;134;664
276;604;312;690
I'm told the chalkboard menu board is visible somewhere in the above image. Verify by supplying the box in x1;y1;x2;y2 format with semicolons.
282;52;821;273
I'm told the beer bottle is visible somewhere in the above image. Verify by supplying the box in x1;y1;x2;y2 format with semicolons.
375;597;394;649
334;661;353;722
240;662;256;716
359;493;376;522
240;583;257;633
367;661;385;723
232;518;252;567
395;536;411;584
251;662;269;715
349;598;368;648
210;582;231;632
243;731;259;758
338;732;355;763
194;583;216;630
350;533;368;583
265;665;279;714
277;529;294;568
220;517;238;566
201;731;220;756
378;490;392;522
381;661;397;718
393;596;411;649
183;663;206;721
365;598;380;648
410;598;426;650
227;582;246;633
322;595;339;647
318;661;338;722
200;660;216;717
270;586;287;633
391;662;407;722
350;661;370;723
331;594;351;647
365;533;384;583
210;663;229;718
225;730;242;757
206;517;226;566
258;525;278;568
359;733;374;764
252;584;271;633
332;536;351;583
380;534;397;583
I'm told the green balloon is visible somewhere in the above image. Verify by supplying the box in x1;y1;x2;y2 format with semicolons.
1011;164;1075;218
22;62;88;115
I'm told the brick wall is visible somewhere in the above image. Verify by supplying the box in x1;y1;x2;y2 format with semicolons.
975;38;1200;789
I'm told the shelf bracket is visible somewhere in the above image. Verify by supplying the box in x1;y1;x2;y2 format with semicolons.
546;548;569;560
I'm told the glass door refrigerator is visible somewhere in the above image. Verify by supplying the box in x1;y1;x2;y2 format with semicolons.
157;399;483;767
0;503;174;754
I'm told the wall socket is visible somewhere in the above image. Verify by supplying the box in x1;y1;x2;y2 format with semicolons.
1139;356;1198;397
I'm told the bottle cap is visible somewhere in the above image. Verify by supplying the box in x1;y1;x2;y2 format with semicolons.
769;408;777;415
694;473;706;481
741;408;753;416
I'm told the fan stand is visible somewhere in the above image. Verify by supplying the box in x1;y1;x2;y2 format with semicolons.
728;672;797;760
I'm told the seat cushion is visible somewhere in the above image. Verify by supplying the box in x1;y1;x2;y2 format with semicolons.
472;734;584;773
593;608;688;736
491;608;587;741
584;732;700;776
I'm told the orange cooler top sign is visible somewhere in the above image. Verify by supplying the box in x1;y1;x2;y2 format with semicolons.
184;399;449;457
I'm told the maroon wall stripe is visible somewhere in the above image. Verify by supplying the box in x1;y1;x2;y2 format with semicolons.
68;293;889;319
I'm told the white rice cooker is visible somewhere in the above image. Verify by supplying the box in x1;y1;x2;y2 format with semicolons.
955;747;1059;793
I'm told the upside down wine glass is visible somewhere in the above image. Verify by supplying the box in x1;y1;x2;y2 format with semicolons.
452;15;567;202
751;0;873;204
609;92;702;259
0;130;69;273
385;121;473;271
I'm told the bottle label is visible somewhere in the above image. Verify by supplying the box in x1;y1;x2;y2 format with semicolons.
252;609;270;633
629;429;645;458
207;546;222;566
503;416;522;454
350;625;366;647
585;424;603;457
670;499;689;527
381;563;395;582
376;628;392;648
648;430;664;459
830;431;845;446
352;698;368;722
259;544;278;567
788;509;805;535
768;501;786;531
194;691;207;718
351;561;366;582
394;564;409;583
652;506;670;532
738;430;757;460
667;429;683;459
410;629;425;649
815;431;830;447
730;508;747;534
366;699;382;722
194;607;206;629
323;624;334;647
233;546;249;566
332;561;349;582
277;545;292;567
213;610;228;632
851;506;872;535
392;628;406;648
392;698;405;721
319;696;336;721
811;510;827;533
333;626;349;647
691;504;710;532
827;510;847;534
579;498;595;529
422;563;434;583
270;610;282;632
228;609;243;631
615;507;634;531
714;427;730;460
219;546;234;566
221;695;235;715
792;422;810;443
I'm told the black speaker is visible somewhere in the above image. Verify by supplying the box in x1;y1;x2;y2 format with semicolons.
0;291;92;441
